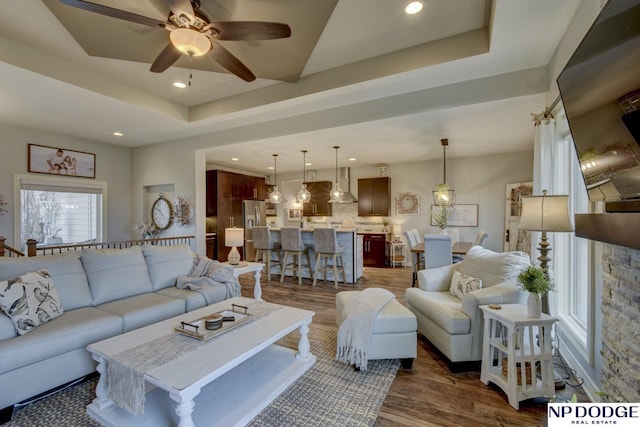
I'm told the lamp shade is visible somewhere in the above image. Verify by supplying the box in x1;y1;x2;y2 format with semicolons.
169;28;211;57
518;193;574;232
392;224;402;236
225;228;244;247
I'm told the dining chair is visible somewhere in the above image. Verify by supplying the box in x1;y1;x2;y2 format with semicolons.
474;230;489;247
312;228;346;288
423;234;453;269
280;227;313;285
253;226;281;281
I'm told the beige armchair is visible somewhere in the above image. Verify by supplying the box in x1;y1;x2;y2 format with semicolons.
405;246;530;363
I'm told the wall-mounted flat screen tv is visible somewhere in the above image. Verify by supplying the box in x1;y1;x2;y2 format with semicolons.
557;0;640;202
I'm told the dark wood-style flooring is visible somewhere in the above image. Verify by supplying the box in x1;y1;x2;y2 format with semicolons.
238;265;588;427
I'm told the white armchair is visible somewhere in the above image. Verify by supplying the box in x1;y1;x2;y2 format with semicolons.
405;246;530;362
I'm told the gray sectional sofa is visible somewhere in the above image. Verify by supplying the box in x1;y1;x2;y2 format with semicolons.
0;244;240;421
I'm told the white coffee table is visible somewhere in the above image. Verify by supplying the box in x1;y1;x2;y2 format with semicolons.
86;297;315;427
223;261;265;301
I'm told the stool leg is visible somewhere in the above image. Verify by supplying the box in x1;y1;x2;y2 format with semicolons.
280;251;289;283
264;249;271;281
313;253;321;286
338;254;346;284
297;252;303;285
305;250;313;284
332;254;338;289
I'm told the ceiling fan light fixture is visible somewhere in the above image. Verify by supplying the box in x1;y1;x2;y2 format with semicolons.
170;28;210;57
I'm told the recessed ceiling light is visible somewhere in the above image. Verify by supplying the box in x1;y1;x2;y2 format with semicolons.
113;131;123;137
268;166;274;170
405;1;423;14
305;162;312;166
173;82;187;88
231;157;239;161
349;157;356;162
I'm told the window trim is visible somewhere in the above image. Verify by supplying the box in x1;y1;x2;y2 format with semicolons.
13;173;108;245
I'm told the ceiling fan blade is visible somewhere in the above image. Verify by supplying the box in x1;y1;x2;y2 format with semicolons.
210;22;292;41
166;0;195;20
150;43;183;73
59;0;166;29
210;43;256;82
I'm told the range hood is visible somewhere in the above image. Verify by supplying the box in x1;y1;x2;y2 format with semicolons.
329;167;357;203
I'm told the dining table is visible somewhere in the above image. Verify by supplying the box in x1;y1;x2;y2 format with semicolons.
409;241;473;287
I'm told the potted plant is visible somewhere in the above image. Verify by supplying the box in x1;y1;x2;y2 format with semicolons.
517;264;555;318
382;218;389;232
430;205;454;231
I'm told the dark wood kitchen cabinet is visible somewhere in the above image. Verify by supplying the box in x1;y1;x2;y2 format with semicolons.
302;181;333;217
358;177;391;216
206;170;267;260
361;233;387;267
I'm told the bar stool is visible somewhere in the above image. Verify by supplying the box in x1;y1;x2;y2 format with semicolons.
312;228;346;288
253;226;281;281
280;227;313;285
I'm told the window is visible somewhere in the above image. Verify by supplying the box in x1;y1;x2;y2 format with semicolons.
17;175;105;247
551;112;590;348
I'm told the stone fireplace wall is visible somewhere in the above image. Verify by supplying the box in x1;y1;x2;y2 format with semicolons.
600;244;640;402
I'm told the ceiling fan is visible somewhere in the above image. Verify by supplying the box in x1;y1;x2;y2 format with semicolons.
58;0;292;81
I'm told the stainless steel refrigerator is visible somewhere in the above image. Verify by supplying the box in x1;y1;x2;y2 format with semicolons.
243;200;266;262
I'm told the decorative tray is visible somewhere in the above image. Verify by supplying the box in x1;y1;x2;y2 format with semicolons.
175;304;252;341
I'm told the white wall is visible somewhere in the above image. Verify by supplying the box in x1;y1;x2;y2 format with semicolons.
0;123;131;246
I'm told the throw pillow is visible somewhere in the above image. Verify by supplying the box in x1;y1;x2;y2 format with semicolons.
0;269;64;335
449;270;483;299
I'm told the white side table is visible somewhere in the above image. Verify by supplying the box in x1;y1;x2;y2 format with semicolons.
223;261;265;301
479;304;558;410
390;241;406;268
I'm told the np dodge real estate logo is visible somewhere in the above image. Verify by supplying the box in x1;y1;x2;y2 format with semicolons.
548;403;640;426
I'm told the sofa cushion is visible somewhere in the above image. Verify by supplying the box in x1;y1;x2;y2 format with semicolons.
0;307;122;375
0;251;92;311
81;246;154;305
96;293;185;332
142;244;194;290
449;270;482;299
155;287;207;311
0;269;64;335
458;246;530;287
405;288;470;335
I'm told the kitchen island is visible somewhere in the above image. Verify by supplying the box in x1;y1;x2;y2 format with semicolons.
268;228;363;284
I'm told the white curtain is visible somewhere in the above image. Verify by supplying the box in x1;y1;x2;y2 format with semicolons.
531;112;560;315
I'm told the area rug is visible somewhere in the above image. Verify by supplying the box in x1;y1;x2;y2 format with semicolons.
6;324;399;427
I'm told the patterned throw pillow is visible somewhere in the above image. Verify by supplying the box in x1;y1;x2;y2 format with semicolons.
449;270;483;299
0;269;64;335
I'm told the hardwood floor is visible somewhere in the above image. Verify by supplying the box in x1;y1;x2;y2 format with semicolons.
239;266;588;427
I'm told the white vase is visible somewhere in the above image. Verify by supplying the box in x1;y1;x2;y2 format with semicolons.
527;292;542;318
440;228;448;235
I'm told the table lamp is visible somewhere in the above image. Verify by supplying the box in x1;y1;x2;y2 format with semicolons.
518;189;574;390
225;228;244;265
392;224;402;242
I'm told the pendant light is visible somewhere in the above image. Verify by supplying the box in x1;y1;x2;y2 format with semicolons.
269;154;282;204
432;138;455;206
297;150;311;203
329;146;344;203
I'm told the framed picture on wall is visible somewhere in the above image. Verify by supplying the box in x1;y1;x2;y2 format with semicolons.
287;209;302;220
28;144;96;178
430;204;479;227
396;192;420;215
504;182;533;253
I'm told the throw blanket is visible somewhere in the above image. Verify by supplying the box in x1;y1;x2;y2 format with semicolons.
336;288;395;371
175;255;241;304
